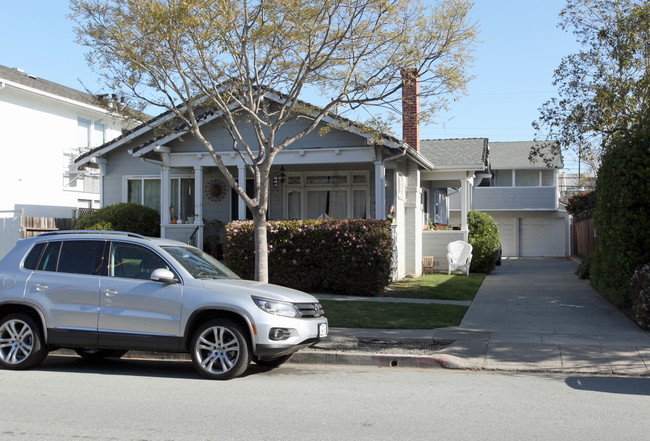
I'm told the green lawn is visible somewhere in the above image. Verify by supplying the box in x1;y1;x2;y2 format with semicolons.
319;300;468;329
320;273;485;329
384;273;485;301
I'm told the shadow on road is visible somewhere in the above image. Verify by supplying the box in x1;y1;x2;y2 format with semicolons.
36;354;286;380
565;376;650;396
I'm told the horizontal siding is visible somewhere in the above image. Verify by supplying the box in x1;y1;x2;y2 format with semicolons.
421;230;468;273
449;187;558;210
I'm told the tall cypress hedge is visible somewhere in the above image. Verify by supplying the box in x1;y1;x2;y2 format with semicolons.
590;123;650;307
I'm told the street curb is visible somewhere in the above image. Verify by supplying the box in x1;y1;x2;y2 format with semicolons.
290;351;455;369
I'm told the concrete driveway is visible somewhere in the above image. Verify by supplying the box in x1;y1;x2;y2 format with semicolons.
437;258;650;374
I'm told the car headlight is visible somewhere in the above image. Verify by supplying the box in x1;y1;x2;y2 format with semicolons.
252;296;299;318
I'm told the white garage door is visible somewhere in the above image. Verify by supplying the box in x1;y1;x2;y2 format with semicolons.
494;217;516;257
519;218;565;257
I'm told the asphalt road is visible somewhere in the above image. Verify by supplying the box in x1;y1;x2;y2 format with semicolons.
1;354;650;441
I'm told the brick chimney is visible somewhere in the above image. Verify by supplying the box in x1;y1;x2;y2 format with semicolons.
401;68;420;152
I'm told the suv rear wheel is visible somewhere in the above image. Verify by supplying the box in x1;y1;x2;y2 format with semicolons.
0;313;48;370
190;319;250;380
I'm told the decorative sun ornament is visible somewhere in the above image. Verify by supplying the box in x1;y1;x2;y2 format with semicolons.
205;179;226;202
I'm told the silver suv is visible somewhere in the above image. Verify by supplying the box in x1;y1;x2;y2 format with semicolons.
0;231;327;380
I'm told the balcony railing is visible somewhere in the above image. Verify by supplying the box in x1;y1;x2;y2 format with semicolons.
449;186;558;211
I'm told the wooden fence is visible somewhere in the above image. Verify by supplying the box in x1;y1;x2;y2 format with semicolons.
21;216;76;238
572;209;597;258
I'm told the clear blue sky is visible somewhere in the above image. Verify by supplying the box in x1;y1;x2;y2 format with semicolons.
0;0;580;172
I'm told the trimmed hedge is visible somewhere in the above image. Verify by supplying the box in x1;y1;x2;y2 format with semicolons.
590;122;650;308
76;202;160;237
467;211;500;274
224;219;393;296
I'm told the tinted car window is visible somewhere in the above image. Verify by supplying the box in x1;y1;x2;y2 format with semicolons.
23;242;46;270
109;242;170;280
57;241;106;275
37;242;61;272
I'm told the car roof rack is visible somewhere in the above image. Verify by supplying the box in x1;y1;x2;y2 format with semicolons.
37;230;148;239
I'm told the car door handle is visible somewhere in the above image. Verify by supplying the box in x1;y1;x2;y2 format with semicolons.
104;289;119;297
34;283;48;292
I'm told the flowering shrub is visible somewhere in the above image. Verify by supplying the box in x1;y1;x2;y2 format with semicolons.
566;191;597;216
632;264;650;329
224;219;393;296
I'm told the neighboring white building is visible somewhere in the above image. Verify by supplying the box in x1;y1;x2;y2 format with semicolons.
0;64;130;258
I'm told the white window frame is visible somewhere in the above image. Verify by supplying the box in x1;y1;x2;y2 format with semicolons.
283;171;370;220
123;176;161;212
78;117;106;149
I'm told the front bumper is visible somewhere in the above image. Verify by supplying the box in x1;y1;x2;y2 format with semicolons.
252;315;328;357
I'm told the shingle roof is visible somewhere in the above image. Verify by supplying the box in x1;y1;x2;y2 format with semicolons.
419;138;488;168
489;141;563;169
0;64;98;106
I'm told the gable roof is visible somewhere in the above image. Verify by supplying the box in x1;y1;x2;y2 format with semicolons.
0;64;99;108
489;141;563;169
419;138;488;170
75;90;434;170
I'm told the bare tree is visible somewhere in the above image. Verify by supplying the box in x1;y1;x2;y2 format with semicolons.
71;0;478;282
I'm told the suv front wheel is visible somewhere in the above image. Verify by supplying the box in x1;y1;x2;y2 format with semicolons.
190;319;250;380
0;313;48;370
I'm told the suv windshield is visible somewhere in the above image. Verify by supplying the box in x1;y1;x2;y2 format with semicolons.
162;245;240;280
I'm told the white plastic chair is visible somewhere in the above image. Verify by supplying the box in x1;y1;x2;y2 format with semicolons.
447;240;473;276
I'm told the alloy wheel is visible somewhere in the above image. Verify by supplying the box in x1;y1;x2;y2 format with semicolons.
0;318;35;365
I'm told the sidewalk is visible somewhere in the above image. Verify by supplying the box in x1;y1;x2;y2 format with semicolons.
296;259;650;375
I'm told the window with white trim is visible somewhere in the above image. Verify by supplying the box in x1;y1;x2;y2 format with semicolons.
285;171;369;220
125;176;195;220
78;118;106;148
170;177;195;221
126;177;161;212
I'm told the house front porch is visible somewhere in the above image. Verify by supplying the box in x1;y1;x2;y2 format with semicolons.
421;230;469;274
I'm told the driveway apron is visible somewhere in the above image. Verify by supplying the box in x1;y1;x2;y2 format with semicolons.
459;258;649;345
435;258;650;374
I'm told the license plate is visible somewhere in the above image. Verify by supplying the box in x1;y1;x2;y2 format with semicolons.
318;323;328;338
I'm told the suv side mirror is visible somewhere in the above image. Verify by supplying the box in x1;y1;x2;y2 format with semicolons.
151;268;179;284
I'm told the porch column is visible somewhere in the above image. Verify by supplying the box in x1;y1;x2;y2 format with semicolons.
238;165;247;220
460;177;470;231
160;161;171;225
374;160;385;219
194;165;204;249
404;163;423;276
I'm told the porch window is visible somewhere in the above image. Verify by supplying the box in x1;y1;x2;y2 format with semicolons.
126;177;161;212
515;170;540;187
285;171;369;219
171;177;195;221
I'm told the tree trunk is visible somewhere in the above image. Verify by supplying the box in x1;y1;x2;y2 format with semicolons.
253;210;269;283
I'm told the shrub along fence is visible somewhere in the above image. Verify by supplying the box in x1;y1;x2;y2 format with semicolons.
224;219;393;296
